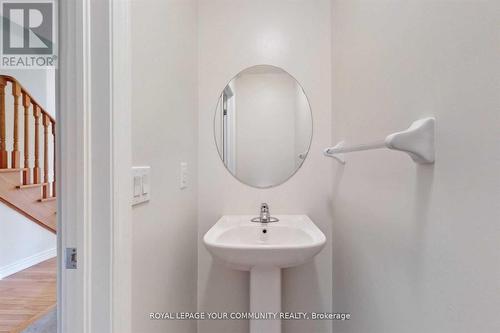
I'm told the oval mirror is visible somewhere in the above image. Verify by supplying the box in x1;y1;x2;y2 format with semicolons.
214;65;313;188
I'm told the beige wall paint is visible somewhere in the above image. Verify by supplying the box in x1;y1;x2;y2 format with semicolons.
197;1;332;332
331;1;500;332
130;1;198;332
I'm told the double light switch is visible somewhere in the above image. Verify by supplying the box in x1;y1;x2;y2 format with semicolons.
132;166;151;205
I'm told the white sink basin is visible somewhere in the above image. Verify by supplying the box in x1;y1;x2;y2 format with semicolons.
204;215;326;270
203;215;326;333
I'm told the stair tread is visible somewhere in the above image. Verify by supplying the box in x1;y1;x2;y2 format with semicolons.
0;196;56;233
16;182;49;189
39;197;56;202
0;168;28;173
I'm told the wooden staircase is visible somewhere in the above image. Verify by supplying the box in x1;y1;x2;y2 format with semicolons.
0;75;56;233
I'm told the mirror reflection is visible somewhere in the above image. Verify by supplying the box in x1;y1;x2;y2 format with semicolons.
214;65;313;188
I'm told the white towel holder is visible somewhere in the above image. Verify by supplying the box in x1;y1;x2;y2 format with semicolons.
324;117;435;164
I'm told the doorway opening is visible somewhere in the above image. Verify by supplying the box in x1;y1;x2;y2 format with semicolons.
0;70;58;332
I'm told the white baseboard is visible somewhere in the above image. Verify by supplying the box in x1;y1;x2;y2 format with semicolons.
0;248;56;279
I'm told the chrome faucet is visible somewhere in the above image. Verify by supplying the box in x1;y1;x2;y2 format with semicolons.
260;203;270;223
251;203;279;223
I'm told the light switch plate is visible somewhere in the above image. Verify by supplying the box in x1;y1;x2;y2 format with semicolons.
133;175;141;197
142;174;149;194
132;166;151;205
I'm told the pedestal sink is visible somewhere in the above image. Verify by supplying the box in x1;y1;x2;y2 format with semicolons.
203;215;326;333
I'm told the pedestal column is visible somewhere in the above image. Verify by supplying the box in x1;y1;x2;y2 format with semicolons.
249;267;281;333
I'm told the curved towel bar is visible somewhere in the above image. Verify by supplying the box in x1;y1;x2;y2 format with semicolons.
324;117;435;164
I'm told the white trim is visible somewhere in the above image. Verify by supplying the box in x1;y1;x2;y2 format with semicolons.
82;0;93;331
58;0;92;332
0;248;56;280
59;1;131;332
110;0;132;332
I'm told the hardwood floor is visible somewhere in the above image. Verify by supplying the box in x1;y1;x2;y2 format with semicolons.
0;258;56;333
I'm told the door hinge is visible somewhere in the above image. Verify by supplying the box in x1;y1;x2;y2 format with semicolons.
65;248;77;269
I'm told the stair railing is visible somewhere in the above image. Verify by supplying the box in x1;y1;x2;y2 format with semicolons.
0;75;56;199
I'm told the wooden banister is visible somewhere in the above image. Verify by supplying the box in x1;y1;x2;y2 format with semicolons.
23;93;31;184
11;82;21;168
42;114;49;198
0;75;57;232
0;77;7;168
0;75;55;123
33;105;41;184
51;121;56;197
0;75;55;195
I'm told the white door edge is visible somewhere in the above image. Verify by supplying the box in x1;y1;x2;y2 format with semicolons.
58;0;132;332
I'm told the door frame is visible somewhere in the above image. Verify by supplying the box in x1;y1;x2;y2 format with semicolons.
58;0;132;332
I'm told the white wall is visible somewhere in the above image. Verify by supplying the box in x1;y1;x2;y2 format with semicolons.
130;0;198;332
331;1;500;332
198;1;332;332
0;201;56;279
